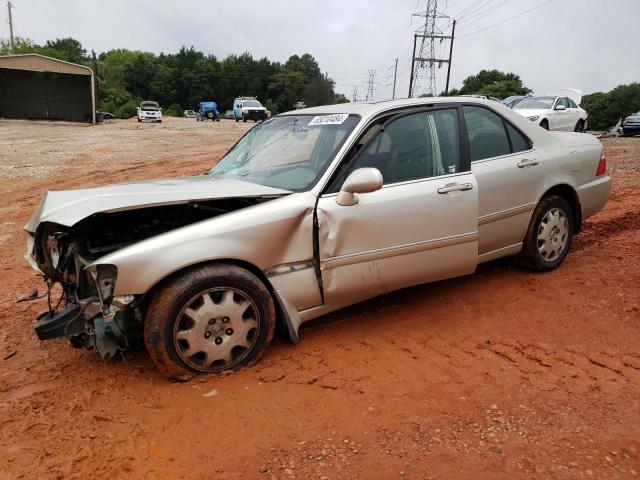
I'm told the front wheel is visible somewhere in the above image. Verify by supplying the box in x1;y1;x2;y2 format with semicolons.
540;119;549;130
574;119;584;132
516;195;573;271
144;264;276;381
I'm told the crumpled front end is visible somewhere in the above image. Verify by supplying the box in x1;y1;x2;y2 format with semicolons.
23;181;287;360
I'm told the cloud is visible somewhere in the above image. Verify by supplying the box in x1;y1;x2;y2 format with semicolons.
3;0;638;100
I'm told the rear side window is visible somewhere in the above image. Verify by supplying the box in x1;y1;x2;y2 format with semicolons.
568;99;578;108
506;123;531;153
463;106;511;161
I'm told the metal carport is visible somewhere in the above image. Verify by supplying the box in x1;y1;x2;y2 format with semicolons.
0;54;95;124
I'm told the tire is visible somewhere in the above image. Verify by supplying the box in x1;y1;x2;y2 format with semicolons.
516;195;574;271
540;119;549;130
137;118;142;123
144;263;276;381
574;119;584;132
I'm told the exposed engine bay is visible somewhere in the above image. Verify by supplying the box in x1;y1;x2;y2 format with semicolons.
28;198;270;360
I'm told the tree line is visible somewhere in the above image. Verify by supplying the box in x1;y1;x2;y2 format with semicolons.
1;38;638;128
0;37;349;118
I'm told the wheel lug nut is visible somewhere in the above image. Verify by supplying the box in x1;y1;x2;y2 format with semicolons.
222;317;229;323
208;319;215;325
215;337;223;345
204;331;211;339
226;328;233;336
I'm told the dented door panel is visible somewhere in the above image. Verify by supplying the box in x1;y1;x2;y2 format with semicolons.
316;173;479;306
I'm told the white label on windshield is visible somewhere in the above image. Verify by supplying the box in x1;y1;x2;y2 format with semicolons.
308;114;349;126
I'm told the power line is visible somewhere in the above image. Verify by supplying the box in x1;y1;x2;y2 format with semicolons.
458;0;554;39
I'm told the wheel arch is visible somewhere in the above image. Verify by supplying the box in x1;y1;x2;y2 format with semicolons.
139;258;299;344
539;183;582;233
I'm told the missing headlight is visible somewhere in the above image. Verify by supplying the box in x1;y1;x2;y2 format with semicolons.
87;264;118;306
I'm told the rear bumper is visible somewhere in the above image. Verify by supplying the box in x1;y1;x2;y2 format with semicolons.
577;175;611;220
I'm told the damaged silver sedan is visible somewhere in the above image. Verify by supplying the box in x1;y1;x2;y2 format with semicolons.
24;98;611;380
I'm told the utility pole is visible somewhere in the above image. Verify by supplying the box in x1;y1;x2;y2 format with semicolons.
444;20;456;95
92;50;100;109
351;85;358;103
7;1;15;53
392;58;398;99
365;70;376;102
408;0;452;97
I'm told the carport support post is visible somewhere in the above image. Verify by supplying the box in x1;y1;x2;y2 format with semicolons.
90;71;96;124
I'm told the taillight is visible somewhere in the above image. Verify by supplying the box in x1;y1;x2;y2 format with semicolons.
596;150;607;176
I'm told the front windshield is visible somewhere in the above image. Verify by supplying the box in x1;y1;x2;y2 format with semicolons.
141;102;159;110
514;97;555;110
210;114;359;191
243;100;262;108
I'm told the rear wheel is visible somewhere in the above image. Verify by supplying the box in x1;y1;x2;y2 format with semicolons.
516;195;573;271
540;119;549;130
574;119;584;132
144;264;276;381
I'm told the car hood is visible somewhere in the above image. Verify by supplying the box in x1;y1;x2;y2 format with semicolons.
514;108;549;117
25;176;290;232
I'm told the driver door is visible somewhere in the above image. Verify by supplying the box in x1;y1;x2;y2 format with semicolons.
316;107;478;307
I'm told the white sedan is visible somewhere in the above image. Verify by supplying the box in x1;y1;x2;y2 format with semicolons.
514;89;588;132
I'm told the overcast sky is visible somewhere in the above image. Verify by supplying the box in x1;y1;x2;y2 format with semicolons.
3;0;638;101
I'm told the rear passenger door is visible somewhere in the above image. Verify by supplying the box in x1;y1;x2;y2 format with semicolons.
464;105;546;259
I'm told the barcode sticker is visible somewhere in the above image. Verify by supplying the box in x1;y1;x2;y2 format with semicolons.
308;114;349;126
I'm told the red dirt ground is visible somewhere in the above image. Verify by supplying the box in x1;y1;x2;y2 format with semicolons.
0;119;639;479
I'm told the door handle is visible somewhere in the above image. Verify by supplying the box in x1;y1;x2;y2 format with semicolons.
437;183;473;194
517;159;539;168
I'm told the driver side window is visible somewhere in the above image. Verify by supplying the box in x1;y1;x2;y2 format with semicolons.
343;109;461;186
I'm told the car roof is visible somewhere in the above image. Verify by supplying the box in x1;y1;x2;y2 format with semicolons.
280;96;502;119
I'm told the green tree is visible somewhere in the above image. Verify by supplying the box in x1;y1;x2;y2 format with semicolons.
455;69;531;99
39;37;87;64
0;37;38;55
582;83;640;130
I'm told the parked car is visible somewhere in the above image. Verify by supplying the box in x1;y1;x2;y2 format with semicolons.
137;101;162;123
621;111;640;136
183;110;197;118
24;97;610;380
197;102;220;121
513;89;587;132
233;97;268;122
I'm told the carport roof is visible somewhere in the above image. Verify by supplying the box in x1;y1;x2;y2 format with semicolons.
0;53;93;76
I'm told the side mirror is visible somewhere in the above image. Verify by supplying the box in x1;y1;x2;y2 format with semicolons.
336;168;383;206
159;108;162;111
555;104;567;111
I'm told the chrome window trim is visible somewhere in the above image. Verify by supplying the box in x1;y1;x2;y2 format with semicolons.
469;147;537;164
